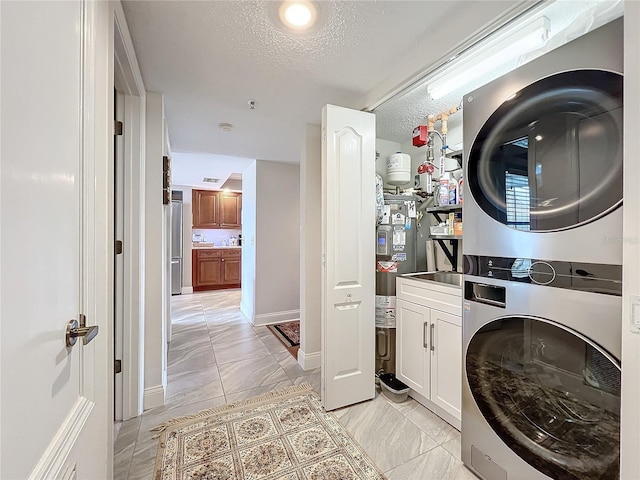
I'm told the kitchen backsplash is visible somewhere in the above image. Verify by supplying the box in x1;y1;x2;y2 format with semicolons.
192;228;241;246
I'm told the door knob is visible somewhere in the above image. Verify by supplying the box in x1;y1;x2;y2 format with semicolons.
65;317;99;347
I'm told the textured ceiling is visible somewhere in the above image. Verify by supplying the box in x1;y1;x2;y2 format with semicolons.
121;0;622;186
121;0;525;168
373;0;624;145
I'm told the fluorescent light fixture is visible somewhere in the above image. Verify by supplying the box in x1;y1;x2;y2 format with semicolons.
427;16;550;100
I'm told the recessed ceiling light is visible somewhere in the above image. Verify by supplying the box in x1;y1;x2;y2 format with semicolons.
279;1;317;31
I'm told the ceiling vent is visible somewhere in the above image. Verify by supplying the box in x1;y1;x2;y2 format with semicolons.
202;177;219;183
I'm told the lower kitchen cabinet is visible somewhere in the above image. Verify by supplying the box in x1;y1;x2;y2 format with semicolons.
193;248;241;291
396;276;462;429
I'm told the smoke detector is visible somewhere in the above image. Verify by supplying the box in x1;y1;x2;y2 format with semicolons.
218;123;233;132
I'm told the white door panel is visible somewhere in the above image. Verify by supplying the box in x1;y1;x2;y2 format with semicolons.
431;310;462;419
321;104;376;411
396;299;431;397
1;1;109;477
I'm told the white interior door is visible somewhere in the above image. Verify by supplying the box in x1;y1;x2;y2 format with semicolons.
0;1;109;478
321;104;376;411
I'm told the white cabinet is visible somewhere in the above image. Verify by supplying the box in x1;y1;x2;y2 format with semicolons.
396;299;430;396
396;275;462;429
430;309;462;422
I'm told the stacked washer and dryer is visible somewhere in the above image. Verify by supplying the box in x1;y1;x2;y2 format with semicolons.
461;18;623;480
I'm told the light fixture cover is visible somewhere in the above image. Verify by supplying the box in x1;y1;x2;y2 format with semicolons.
279;1;317;31
427;16;550;100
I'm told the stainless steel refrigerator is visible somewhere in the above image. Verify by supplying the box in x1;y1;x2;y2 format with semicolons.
171;196;183;295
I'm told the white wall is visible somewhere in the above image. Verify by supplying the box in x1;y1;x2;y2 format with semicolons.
241;162;257;321
253;161;301;325
143;92;168;409
300;125;322;369
621;4;640;478
241;160;300;326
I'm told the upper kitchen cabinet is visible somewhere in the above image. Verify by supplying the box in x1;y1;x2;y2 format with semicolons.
218;191;242;228
192;189;219;227
192;189;242;229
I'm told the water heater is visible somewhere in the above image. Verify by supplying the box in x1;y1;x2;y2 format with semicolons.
375;194;418;376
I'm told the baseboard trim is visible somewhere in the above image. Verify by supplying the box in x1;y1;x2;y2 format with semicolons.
297;349;321;371
29;397;94;480
253;309;300;327
143;385;165;411
181;286;193;294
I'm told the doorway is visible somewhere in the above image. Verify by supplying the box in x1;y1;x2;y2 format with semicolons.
112;6;146;421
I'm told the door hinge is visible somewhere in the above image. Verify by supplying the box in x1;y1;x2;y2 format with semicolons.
114;359;122;374
115;240;123;255
114;121;123;136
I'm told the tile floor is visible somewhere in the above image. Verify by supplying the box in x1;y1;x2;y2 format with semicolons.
113;289;478;479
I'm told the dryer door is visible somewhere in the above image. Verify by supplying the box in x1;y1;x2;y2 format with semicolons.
466;316;620;480
467;70;623;232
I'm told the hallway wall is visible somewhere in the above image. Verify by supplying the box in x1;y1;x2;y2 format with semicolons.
300;124;322;369
242;160;300;326
143;92;169;409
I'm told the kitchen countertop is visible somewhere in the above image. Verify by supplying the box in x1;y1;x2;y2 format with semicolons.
192;244;241;249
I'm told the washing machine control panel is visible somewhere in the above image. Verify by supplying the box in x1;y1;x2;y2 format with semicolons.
464;255;622;296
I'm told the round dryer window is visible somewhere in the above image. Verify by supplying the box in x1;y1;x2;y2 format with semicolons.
466;317;620;480
468;70;623;232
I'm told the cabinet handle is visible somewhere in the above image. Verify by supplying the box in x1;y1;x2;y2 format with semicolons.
423;322;429;348
430;323;435;352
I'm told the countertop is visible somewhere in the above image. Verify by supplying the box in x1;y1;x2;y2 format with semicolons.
192;244;241;250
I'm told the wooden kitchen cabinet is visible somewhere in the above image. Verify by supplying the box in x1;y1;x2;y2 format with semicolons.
218;191;242;228
192;189;241;229
192;189;220;228
192;248;241;291
221;251;241;284
396;275;462;429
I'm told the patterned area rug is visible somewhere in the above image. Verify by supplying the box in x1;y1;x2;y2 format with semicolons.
153;384;386;480
267;321;300;347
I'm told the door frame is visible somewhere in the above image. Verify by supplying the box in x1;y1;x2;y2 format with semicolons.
112;2;146;421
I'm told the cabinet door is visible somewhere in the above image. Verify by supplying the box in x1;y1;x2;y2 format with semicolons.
431;309;462;420
196;256;223;286
396;298;431;398
218;192;241;228
222;255;241;284
193;189;219;228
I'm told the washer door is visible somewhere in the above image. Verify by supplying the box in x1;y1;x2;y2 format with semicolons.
468;70;623;232
466;317;620;480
